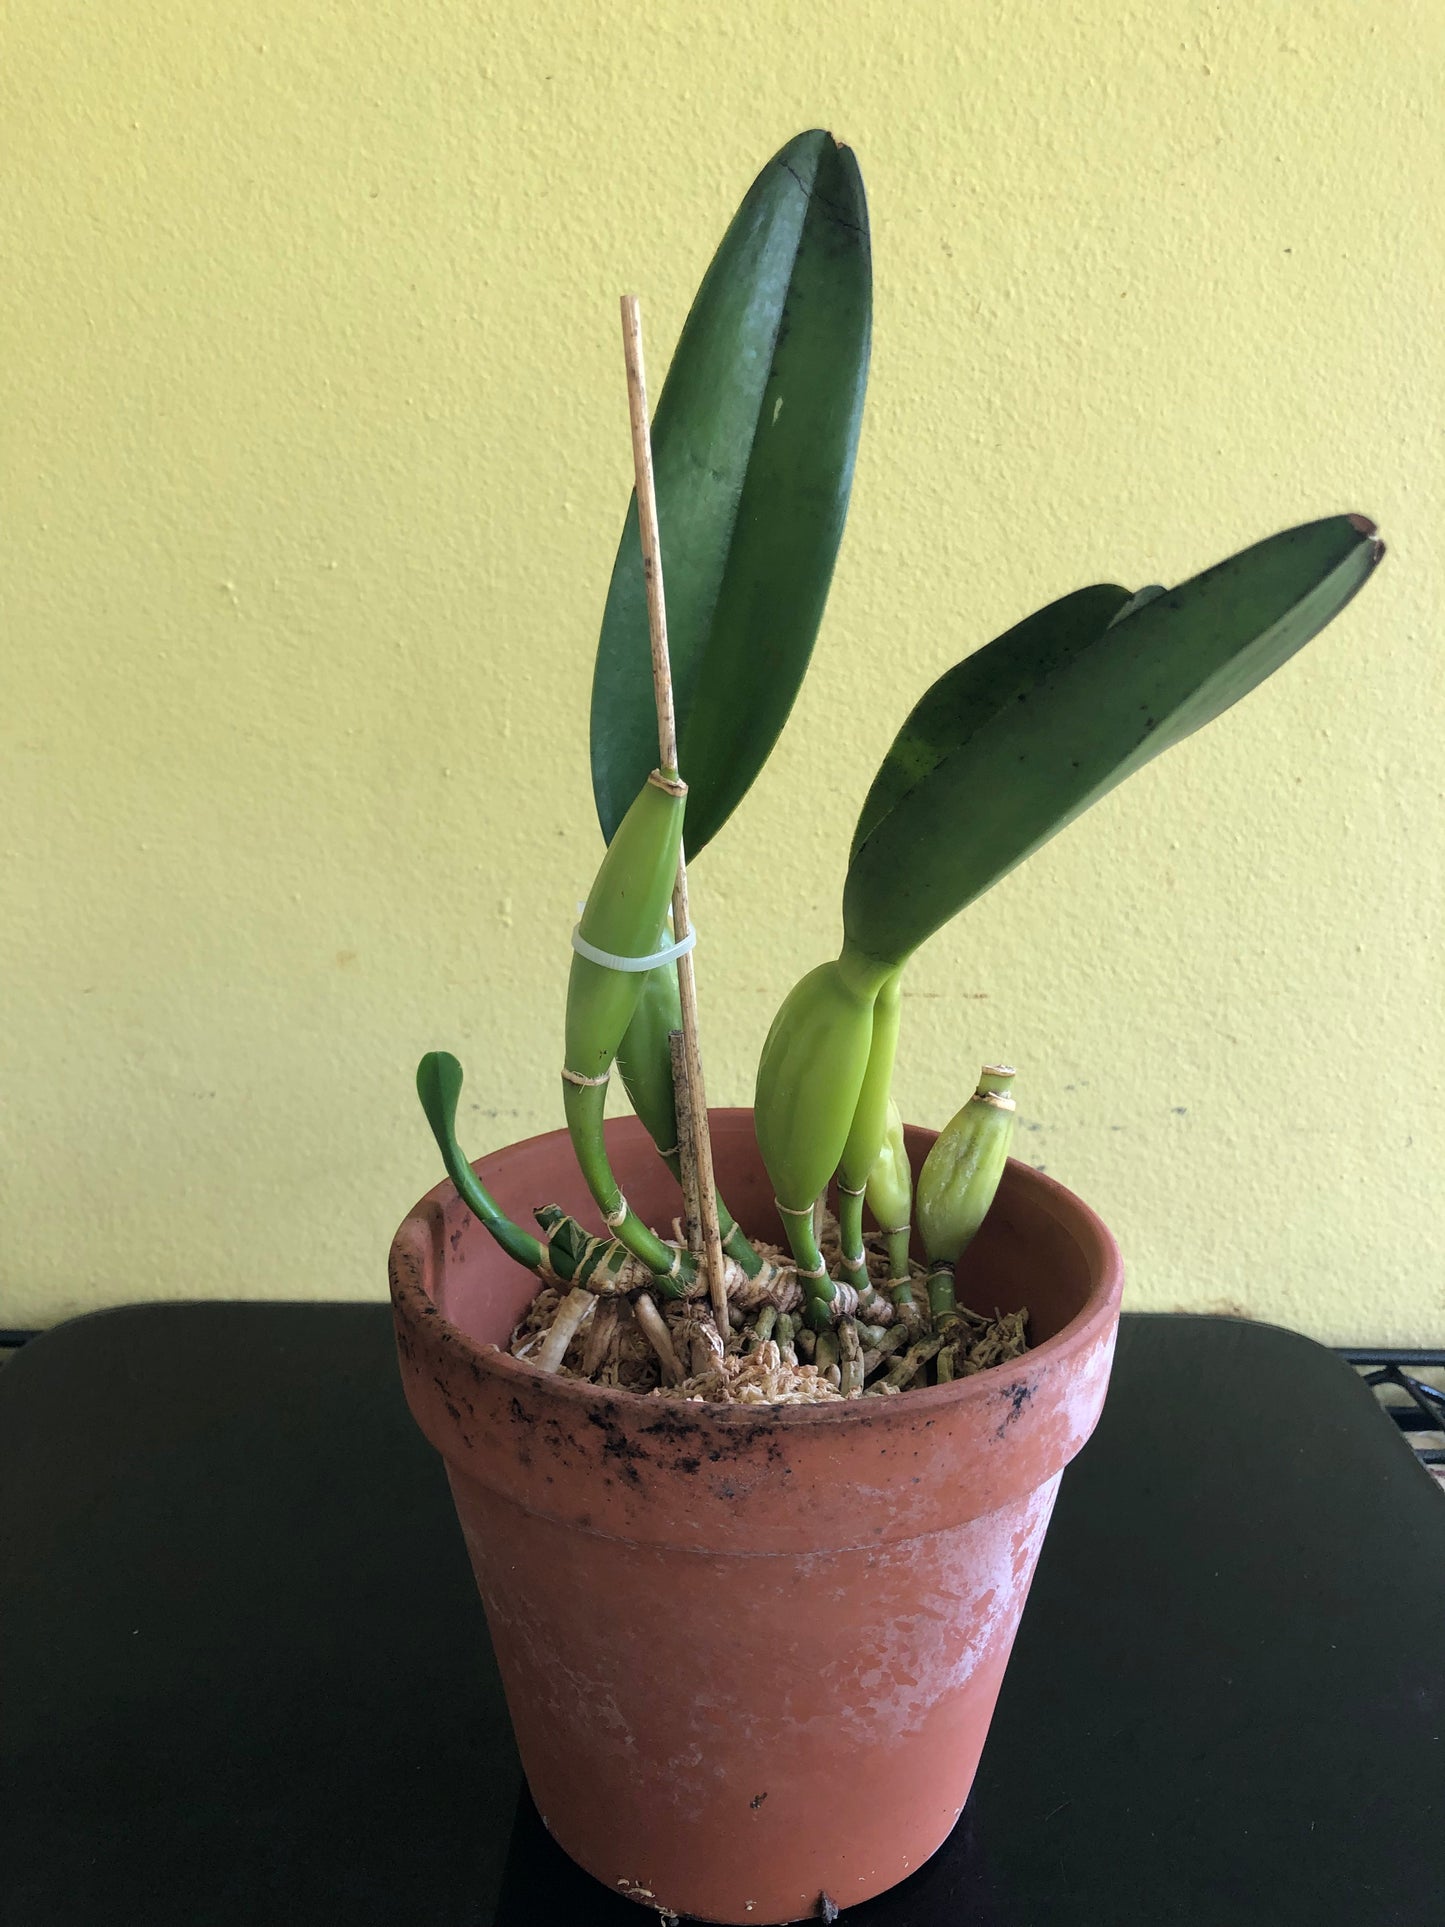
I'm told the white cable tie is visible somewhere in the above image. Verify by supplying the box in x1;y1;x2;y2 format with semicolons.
570;923;697;973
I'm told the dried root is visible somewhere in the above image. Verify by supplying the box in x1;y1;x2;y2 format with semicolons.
535;1286;595;1372
506;1210;1029;1404
663;1338;842;1406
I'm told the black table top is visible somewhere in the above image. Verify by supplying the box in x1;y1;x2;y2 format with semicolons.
2;1305;1441;1926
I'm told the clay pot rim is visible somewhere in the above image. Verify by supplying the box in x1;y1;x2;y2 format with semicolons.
390;1109;1123;1434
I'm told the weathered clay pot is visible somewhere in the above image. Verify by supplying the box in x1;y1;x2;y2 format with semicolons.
389;1110;1122;1925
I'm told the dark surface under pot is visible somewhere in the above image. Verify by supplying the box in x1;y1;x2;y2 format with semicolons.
2;1300;1442;1923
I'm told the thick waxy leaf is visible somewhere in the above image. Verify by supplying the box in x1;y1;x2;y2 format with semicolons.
415;1051;544;1272
416;1048;465;1151
591;129;872;855
844;515;1383;966
848;585;1134;862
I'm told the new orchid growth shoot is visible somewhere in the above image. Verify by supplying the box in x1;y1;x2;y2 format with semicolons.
415;1052;544;1276
916;1066;1018;1322
418;1053;643;1294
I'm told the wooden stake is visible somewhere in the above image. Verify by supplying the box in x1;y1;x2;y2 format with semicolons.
669;1028;703;1256
621;296;680;775
620;295;730;1345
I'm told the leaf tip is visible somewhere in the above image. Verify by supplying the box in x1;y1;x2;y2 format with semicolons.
1347;512;1386;565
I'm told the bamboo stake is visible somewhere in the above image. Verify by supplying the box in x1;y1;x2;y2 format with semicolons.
620;293;730;1347
668;1028;703;1256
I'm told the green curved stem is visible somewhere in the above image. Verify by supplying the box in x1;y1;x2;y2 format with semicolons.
883;1229;912;1282
776;1199;836;1331
415;1053;543;1273
836;1185;870;1290
563;1078;695;1296
722;1218;764;1275
887;1222;921;1322
927;1259;958;1323
442;1157;543;1275
836;1184;899;1327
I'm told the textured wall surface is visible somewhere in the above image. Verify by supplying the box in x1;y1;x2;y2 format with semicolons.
3;1;1441;1341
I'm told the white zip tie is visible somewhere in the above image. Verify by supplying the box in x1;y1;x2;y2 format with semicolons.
570;923;697;973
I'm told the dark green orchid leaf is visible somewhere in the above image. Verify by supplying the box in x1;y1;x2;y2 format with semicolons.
844;515;1384;967
591;129;872;855
848;584;1135;864
416;1049;465;1154
415;1051;544;1272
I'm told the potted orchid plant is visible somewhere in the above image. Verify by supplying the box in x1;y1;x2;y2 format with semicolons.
388;130;1382;1924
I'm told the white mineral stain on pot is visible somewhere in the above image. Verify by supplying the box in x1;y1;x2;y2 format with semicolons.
1059;1327;1118;1446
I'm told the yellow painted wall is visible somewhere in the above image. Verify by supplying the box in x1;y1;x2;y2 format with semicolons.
3;2;1441;1344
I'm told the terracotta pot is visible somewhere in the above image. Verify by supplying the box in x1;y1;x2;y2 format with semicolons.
389;1110;1122;1925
